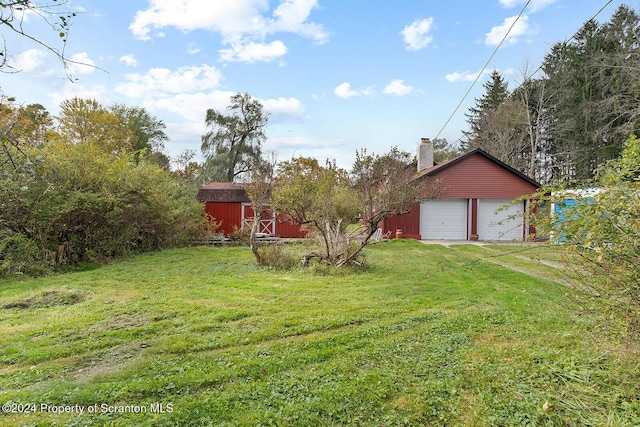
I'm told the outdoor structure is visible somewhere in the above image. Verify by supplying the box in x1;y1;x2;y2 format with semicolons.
549;187;605;243
381;139;541;241
197;182;306;238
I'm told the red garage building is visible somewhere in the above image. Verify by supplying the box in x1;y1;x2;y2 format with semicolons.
381;140;540;241
197;182;306;238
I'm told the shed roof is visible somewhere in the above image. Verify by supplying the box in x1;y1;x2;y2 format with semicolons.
197;182;250;203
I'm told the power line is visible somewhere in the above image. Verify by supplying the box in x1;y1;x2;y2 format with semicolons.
432;0;532;141
434;0;616;145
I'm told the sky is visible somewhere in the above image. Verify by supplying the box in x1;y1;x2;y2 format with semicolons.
1;0;636;170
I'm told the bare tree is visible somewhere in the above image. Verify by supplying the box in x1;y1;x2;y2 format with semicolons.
0;0;85;79
244;153;277;265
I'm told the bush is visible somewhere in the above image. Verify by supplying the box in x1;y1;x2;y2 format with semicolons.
255;243;299;269
0;140;206;271
0;233;48;276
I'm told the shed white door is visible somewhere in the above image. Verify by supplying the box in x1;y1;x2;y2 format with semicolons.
420;199;468;240
477;199;523;241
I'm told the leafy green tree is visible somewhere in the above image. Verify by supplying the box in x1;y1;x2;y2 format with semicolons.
271;157;359;266
532;134;640;339
432;138;460;163
0;139;204;274
200;93;268;182
109;103;170;168
57;97;126;151
0;96;204;275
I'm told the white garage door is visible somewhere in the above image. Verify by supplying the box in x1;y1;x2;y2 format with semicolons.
477;199;524;241
420;199;468;240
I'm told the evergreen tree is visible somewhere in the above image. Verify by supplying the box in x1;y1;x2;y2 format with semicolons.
542;5;640;183
462;70;510;151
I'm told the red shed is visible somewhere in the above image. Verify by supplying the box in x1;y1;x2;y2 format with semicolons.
381;141;540;241
197;182;306;238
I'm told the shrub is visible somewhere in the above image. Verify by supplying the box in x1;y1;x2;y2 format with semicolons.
0;233;48;276
255;243;299;269
0;140;206;271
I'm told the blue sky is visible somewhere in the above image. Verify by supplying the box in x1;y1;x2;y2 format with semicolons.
0;0;634;170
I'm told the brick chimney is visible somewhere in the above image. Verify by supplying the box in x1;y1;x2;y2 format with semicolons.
417;138;434;172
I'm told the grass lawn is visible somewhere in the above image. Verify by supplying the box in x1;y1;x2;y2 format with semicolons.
0;240;638;426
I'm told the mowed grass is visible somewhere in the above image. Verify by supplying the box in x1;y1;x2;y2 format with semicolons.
0;240;638;426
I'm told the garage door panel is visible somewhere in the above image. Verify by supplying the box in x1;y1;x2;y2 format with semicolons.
420;199;467;240
478;199;523;241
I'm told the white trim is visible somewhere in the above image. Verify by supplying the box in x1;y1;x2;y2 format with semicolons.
241;203;275;236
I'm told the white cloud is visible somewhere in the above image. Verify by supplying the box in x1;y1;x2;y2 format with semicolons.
499;0;557;13
401;17;435;51
485;15;532;46
269;136;344;150
445;70;489;83
187;43;201;54
261;96;305;118
119;54;138;67
142;91;304;125
11;49;46;72
115;64;223;99
129;0;328;63
149;91;236;122
270;0;330;44
68;52;95;75
334;82;372;99
219;40;288;63
50;82;109;109
384;79;413;96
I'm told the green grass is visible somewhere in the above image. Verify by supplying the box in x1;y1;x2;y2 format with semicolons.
0;240;638;426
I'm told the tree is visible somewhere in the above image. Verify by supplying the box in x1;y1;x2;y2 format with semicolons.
268;149;441;268
432;138;460;163
271;157;359;266
0;0;81;78
244;154;277;265
0;137;205;274
57;97;126;152
109;103;170;168
511;65;552;182
346;147;440;266
462;70;510;151
171;149;201;184
542;5;640;183
200;93;268;182
531;135;640;339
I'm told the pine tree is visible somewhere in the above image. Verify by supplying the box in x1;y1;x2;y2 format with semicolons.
461;70;510;151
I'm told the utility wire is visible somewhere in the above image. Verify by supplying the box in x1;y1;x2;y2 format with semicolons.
432;0;531;141
434;0;615;145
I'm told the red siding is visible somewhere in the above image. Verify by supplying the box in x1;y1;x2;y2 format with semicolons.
204;202;242;236
380;205;421;239
274;214;308;238
426;155;538;199
471;198;478;236
204;202;306;238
